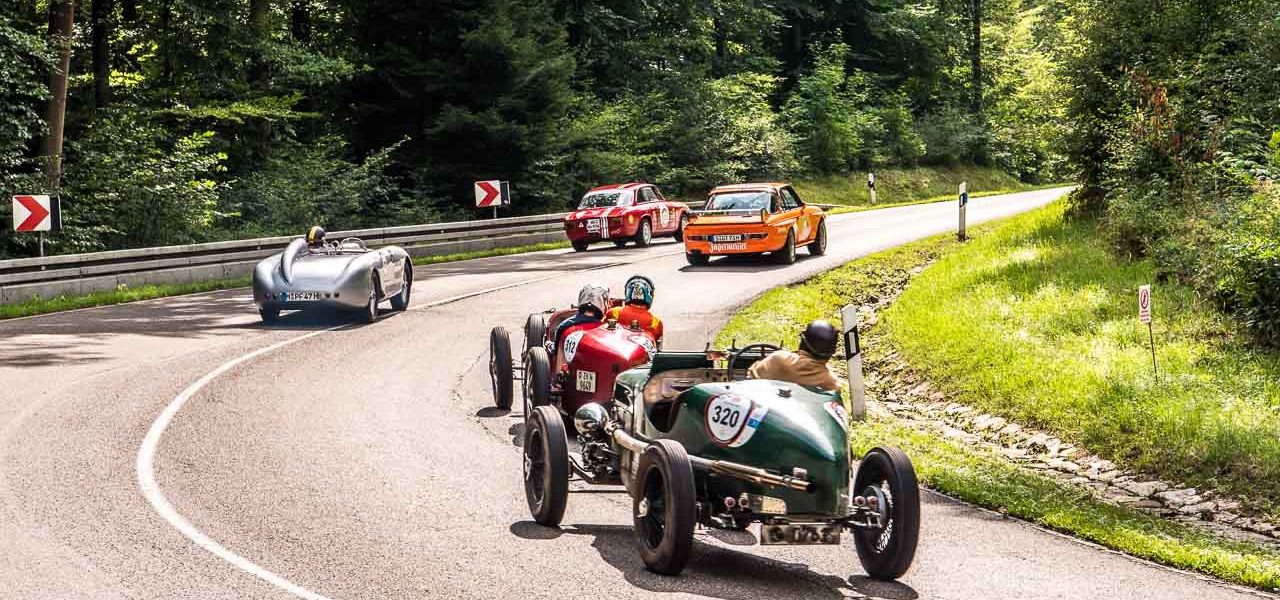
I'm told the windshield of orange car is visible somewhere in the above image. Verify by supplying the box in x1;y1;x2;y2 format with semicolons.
705;192;772;211
579;191;633;208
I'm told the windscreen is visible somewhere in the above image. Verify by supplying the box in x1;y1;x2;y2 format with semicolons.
706;191;771;211
579;190;633;208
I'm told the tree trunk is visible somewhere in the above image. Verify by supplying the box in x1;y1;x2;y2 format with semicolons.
970;0;982;116
160;1;173;81
290;0;312;44
44;0;75;193
92;0;113;109
712;8;728;77
249;0;273;160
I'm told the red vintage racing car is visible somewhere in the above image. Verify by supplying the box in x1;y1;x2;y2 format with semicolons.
563;183;690;251
490;303;659;418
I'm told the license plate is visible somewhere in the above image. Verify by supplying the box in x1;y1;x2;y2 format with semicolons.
575;370;597;393
585;219;601;232
710;243;747;252
711;234;744;242
283;292;321;301
760;524;842;546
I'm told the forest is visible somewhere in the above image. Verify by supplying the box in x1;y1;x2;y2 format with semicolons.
0;0;1072;256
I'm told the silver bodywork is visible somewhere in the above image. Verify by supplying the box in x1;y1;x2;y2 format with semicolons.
252;237;412;315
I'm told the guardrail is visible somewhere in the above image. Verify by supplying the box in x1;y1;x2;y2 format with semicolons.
0;211;581;305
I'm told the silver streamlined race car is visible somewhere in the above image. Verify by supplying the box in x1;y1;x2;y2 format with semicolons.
252;226;413;324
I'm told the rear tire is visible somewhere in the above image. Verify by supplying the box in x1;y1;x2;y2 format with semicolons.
634;439;696;575
634;219;653;247
524;345;553;417
490;327;514;410
808;219;827;256
390;260;412;311
853;446;921;581
772;230;796;265
524;405;570;527
673;214;689;242
572;240;589;252
685;252;709;266
524;313;548;350
259;307;280;324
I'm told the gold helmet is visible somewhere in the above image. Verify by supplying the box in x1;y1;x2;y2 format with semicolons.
306;225;327;247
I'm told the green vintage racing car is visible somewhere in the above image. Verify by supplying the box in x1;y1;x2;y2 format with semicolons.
522;307;921;579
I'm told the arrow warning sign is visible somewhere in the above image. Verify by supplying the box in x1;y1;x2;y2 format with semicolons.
12;195;60;232
474;180;510;208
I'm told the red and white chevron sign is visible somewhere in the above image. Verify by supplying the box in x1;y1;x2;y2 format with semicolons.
12;195;60;232
474;180;510;208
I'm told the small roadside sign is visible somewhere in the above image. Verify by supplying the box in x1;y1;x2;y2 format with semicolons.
957;182;968;241
1138;285;1152;324
12;194;60;232
474;180;511;208
867;173;877;205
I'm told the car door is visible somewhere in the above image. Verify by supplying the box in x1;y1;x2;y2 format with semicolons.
777;186;811;242
649;185;679;233
638;186;668;233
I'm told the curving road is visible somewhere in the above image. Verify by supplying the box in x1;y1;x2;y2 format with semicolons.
0;188;1267;599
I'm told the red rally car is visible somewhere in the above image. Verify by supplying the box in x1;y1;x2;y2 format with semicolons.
563;183;690;252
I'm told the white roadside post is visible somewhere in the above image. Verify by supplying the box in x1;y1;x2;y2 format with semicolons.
840;304;866;421
1139;284;1156;378
868;172;876;205
958;181;968;241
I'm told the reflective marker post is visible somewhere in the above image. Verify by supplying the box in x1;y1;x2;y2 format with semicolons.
868;172;876;205
958;181;969;241
840;304;866;421
1139;284;1156;379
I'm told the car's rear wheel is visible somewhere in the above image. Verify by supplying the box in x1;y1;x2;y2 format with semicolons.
685;252;709;266
524;405;569;527
634;219;653;247
853;446;921;581
572;240;589;252
808;219;828;256
673;214;689;242
490;327;514;410
390;260;413;311
259;306;280;324
772;230;796;265
633;439;696;575
524;345;552;418
524;313;548;350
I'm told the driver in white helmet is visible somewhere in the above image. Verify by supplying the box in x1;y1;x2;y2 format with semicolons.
551;283;610;357
607;275;663;345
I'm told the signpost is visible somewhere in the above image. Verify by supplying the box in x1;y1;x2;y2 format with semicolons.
1139;284;1156;377
474;180;511;218
12;194;62;257
958;181;969;241
840;304;866;420
867;172;876;205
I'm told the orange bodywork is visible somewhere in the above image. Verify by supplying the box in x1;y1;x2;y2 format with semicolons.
682;183;825;257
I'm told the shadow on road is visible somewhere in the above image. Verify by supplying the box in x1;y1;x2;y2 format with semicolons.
509;521;918;600
419;238;679;278
678;252;824;273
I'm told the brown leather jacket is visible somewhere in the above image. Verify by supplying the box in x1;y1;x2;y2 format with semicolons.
746;349;839;391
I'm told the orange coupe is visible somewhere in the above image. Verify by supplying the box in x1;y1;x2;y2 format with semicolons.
681;183;827;266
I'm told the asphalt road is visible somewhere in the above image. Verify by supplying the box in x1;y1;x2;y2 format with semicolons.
0;187;1267;599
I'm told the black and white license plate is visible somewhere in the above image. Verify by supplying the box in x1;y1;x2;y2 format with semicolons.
586;218;603;232
711;234;744;242
283;291;322;302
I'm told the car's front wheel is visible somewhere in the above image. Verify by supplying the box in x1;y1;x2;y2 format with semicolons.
808;219;828;256
362;275;380;323
490;327;514;410
259;306;280;324
634;439;696;575
523;345;552;418
524;313;548;350
525;405;569;526
572;240;589;252
390;260;412;311
852;446;921;580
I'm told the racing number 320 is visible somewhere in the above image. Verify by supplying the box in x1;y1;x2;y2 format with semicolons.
706;393;753;444
710;404;742;428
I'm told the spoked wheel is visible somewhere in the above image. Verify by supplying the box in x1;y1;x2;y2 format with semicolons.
772;230;796;264
523;345;552;418
489;327;514;410
390;261;413;311
524;313;548;350
524;405;569;526
808;219;827;256
259;306;280;324
634;219;653;247
633;439;696;575
362;276;380;323
673;214;689;242
852;446;921;580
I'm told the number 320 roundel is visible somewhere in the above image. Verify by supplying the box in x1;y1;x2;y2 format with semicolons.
705;393;769;448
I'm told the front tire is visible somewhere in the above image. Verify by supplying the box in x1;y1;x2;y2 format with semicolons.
634;219;653;247
524;345;552;417
685;252;709;266
490;327;514;410
524;313;548;350
259;306;280;324
390;260;413;311
808;219;827;256
673;214;689;242
853;446;921;581
572;240;589;252
634;439;696;575
772;230;796;265
362;276;380;323
524;405;570;526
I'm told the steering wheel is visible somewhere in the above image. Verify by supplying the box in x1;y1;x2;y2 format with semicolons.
727;343;781;381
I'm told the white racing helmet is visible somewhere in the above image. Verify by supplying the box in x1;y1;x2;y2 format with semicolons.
577;283;610;316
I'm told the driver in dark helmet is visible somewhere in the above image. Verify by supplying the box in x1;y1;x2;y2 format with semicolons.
306;225;328;251
551;283;610;357
747;319;840;391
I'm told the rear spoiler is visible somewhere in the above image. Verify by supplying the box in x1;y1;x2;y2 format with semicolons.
690;208;769;222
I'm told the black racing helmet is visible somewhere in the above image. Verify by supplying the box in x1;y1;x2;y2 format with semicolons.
799;319;838;360
306;225;327;247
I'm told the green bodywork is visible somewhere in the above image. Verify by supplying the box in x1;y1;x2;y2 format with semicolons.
614;351;852;517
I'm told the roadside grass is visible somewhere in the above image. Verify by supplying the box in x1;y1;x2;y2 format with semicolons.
715;207;1280;591
793;165;1032;207
0;240;575;321
883;202;1280;520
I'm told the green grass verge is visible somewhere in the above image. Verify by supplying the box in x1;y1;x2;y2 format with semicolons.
715;207;1280;591
793;165;1035;207
883;201;1280;520
0;240;575;321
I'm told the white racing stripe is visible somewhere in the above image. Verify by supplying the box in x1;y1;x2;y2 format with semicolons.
134;249;678;599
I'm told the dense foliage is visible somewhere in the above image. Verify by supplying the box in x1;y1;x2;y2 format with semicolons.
1064;0;1280;344
0;0;1071;257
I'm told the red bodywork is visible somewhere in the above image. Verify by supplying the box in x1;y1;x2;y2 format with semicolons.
563;183;688;247
542;306;656;414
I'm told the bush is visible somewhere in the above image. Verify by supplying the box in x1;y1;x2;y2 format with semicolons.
1211;183;1280;345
